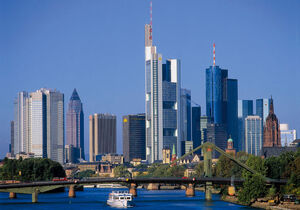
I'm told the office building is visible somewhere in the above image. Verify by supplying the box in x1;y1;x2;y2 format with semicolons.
123;114;146;162
145;18;182;162
199;116;212;156
237;100;253;151
180;89;191;142
206;123;227;158
66;89;84;162
13;89;64;164
256;98;271;126
10;121;14;156
280;124;297;147
226;79;238;150
181;140;193;156
89;113;116;162
192;106;201;153
263;98;281;147
245;116;263;156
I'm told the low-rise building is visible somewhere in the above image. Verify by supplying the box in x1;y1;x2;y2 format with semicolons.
101;154;124;165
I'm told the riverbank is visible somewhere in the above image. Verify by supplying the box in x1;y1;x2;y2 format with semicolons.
222;195;300;209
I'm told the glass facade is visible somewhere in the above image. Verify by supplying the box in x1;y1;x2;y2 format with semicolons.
238;100;253;151
245;116;262;156
192;106;201;154
206;66;228;124
256;98;270;126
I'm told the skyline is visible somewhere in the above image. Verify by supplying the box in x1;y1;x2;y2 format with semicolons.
1;0;300;158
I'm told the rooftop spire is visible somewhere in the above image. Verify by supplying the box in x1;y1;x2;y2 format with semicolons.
213;43;216;66
269;96;274;114
149;1;153;42
70;88;80;101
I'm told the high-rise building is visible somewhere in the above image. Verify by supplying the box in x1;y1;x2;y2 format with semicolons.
256;98;271;126
29;89;47;158
192;106;201;153
263;98;281;147
237;100;253;151
180;89;191;142
226;79;238;151
13;89;64;164
205;44;238;153
145;14;182;162
89;113;116;162
199;116;212;156
207;123;227;158
123;114;146;162
245;115;263;156
44;89;64;164
181;140;193;156
280;124;296;147
206;65;228;124
66;89;84;163
13;91;29;154
10;121;14;156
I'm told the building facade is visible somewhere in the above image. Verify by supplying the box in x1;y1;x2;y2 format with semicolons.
66;89;84;162
256;98;271;126
89;113;116;162
206;123;227;158
263;98;281;147
280;124;297;147
192;106;201;154
245;115;263;156
180;88;191;142
13;89;64;164
122;114;146;162
237;100;253;151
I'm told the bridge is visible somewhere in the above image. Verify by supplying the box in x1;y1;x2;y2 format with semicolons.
0;177;287;203
0;142;287;203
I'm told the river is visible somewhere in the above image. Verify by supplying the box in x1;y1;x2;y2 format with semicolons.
0;188;259;209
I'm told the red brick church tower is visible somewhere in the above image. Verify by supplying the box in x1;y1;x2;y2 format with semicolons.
263;97;281;147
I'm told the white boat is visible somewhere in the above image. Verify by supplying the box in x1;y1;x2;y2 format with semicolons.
97;184;126;188
107;191;133;208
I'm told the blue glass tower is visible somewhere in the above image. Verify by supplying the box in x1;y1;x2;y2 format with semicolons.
227;79;238;151
238;100;253;151
192;106;201;154
206;66;228;124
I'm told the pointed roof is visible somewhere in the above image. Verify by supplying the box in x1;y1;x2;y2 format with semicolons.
172;144;176;155
70;88;80;101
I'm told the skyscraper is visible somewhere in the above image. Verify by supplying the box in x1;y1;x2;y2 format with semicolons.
66;89;84;162
145;5;182;162
245;115;263;156
123;114;146;162
89;113;116;162
226;79;238;150
256;98;271;126
180;88;191;142
192;106;201;153
14;91;29;154
280;124;297;147
207;123;227;158
10;121;14;156
237;100;253;151
13;88;64;164
263;98;281;147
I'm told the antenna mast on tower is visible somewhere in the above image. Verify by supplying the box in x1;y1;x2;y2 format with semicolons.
213;43;216;66
149;1;153;42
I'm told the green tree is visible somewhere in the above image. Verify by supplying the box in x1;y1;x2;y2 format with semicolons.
113;165;131;178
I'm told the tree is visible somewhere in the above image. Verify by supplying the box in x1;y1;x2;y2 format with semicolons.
113;165;131;178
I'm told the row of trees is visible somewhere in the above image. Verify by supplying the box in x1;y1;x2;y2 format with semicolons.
0;157;65;182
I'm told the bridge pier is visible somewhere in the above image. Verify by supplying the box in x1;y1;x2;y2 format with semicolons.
9;192;16;199
129;183;137;197
69;185;76;198
32;188;39;203
185;183;195;197
205;182;212;201
147;183;160;190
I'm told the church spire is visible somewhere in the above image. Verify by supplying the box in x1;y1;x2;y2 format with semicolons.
269;96;274;114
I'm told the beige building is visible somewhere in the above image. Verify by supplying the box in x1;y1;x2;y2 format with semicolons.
102;154;123;164
89;114;116;162
162;148;171;164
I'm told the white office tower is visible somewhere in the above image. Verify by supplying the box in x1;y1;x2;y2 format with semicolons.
245;115;263;156
13;89;64;164
280;124;297;147
13;91;29;154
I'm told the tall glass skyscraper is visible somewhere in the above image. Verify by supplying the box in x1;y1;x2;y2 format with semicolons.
256;98;270;126
192;106;201;154
66;89;84;163
238;100;253;151
180;88;191;142
227;79;238;150
145;20;182;162
206;66;228;124
245;115;263;156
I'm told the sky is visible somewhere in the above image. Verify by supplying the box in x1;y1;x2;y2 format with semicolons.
0;0;299;159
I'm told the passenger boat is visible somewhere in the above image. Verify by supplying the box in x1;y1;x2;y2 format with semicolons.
107;191;133;208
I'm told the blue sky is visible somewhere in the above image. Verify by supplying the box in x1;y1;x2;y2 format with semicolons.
0;0;299;158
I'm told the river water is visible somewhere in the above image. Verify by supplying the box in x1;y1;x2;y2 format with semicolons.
0;188;259;209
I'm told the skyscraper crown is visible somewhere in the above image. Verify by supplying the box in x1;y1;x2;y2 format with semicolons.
70;88;80;101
